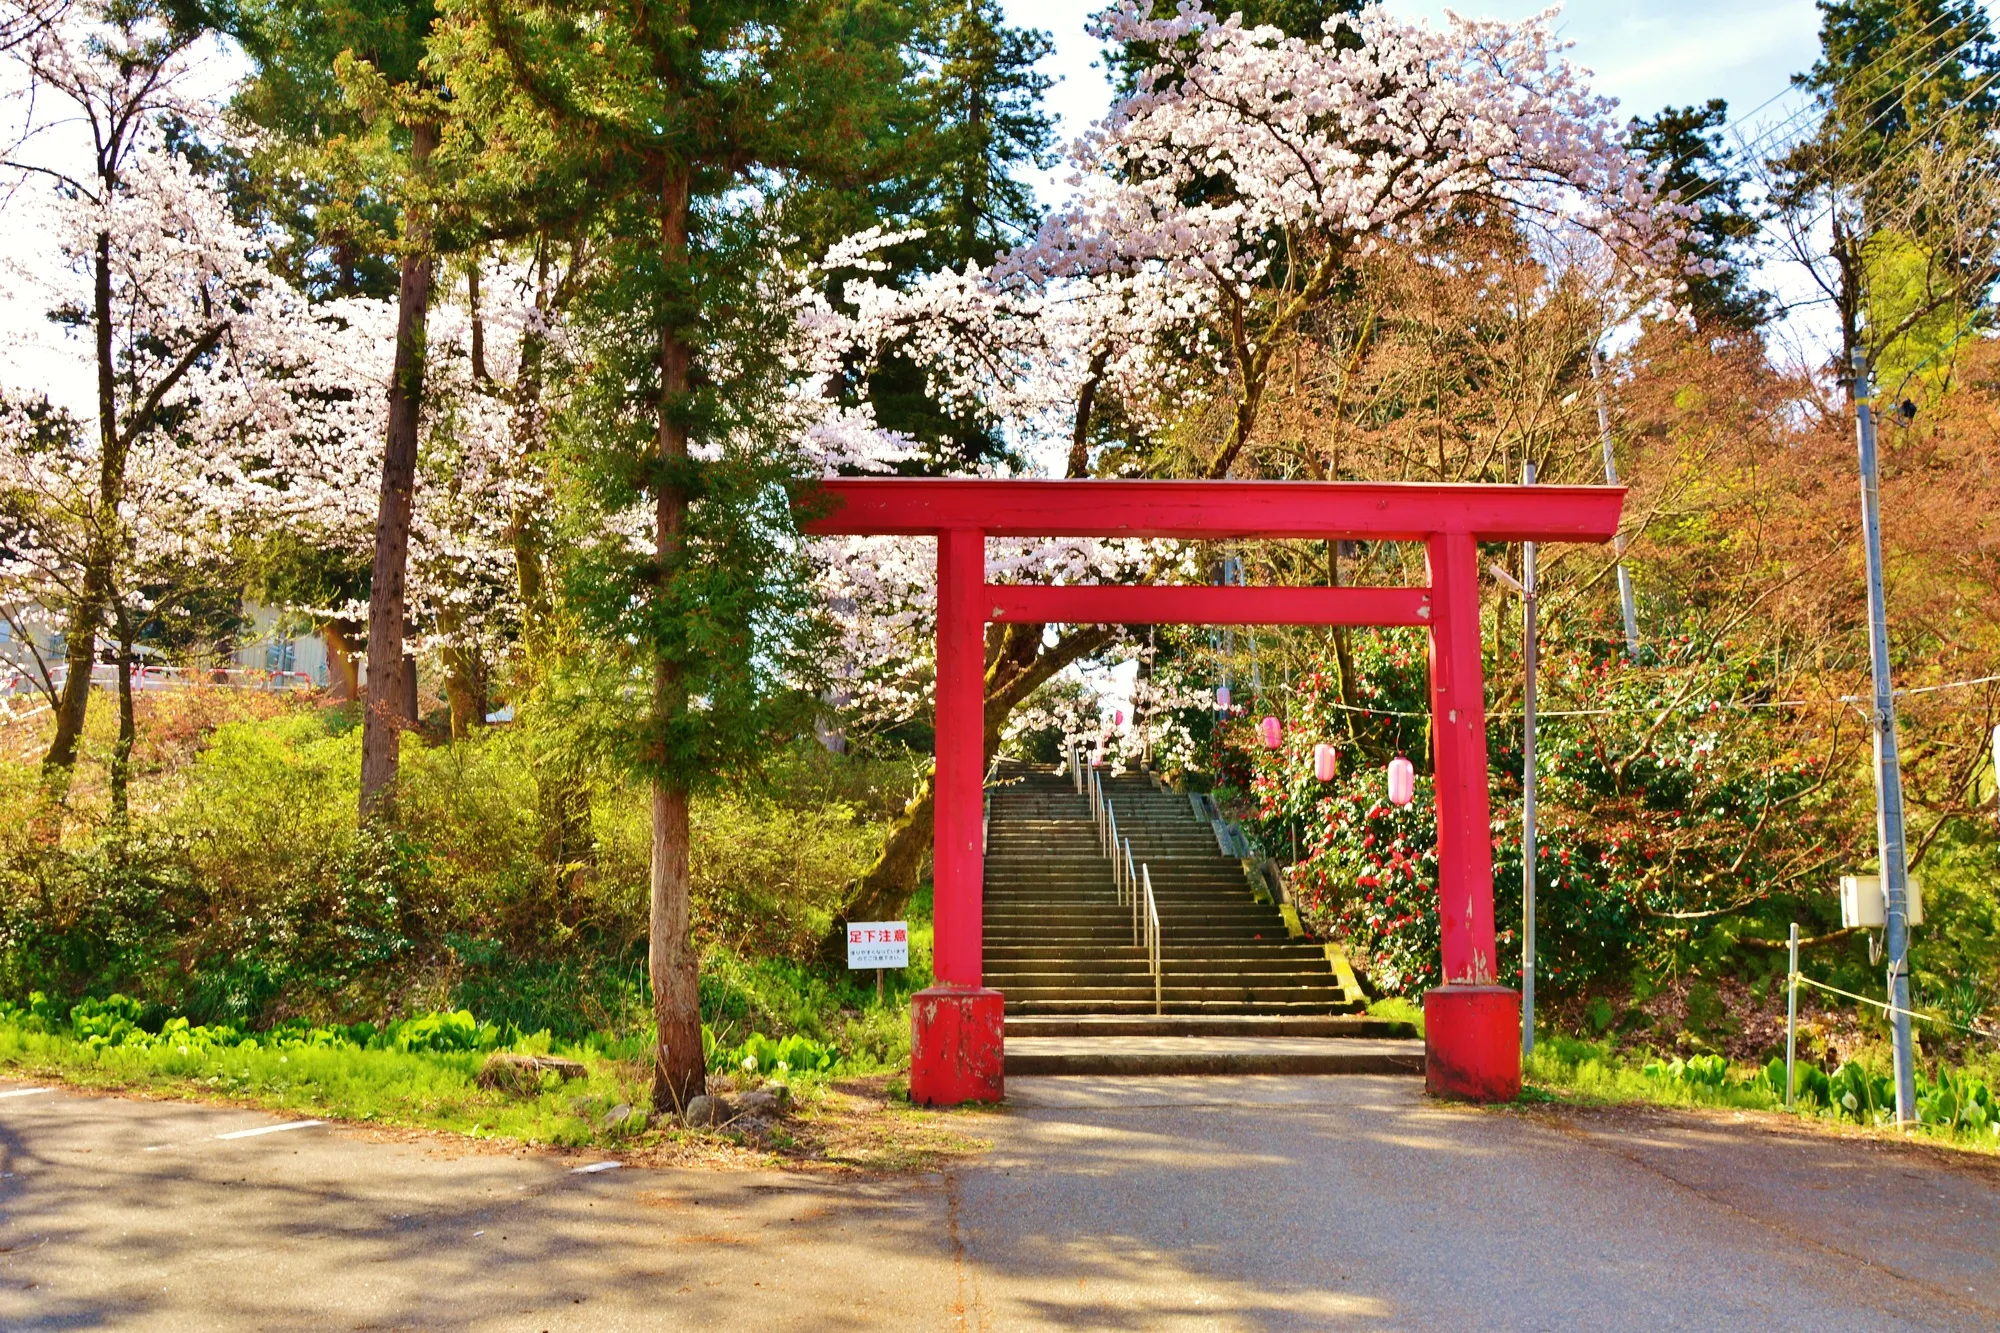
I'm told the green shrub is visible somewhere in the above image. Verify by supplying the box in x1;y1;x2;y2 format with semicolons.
0;713;915;1044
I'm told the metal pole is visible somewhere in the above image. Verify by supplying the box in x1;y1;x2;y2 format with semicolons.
1591;350;1641;659
1217;556;1238;714
1785;922;1798;1110
1850;353;1917;1126
1521;461;1539;1062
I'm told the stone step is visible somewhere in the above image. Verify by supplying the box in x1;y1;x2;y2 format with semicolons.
986;766;1344;1026
987;930;1296;944
986;884;1254;896
985;944;1329;960
987;914;1284;926
1005;1015;1413;1038
1004;1036;1424;1076
988;976;1344;995
1005;998;1354;1016
996;976;1344;996
990;904;1263;913
986;955;1337;976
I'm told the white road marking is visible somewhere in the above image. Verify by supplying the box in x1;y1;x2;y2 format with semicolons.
570;1161;621;1174
0;1088;52;1099
215;1119;324;1141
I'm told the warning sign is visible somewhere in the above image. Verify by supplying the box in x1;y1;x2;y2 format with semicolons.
846;921;909;969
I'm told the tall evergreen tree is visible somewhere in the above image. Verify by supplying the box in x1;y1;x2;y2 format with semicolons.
436;0;912;1112
911;0;1054;267
1629;100;1770;332
823;0;1057;474
1796;0;1999;184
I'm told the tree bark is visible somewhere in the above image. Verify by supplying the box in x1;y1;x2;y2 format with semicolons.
1065;350;1108;478
109;602;135;825
40;229;123;800
438;608;486;740
360;120;442;819
650;166;705;1114
499;238;593;876
321;622;361;700
1325;540;1359;745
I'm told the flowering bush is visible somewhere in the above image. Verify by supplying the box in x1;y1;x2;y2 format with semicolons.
1212;627;1863;997
1288;775;1442;995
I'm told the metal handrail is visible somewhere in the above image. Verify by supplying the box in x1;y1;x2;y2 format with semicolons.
1130;845;1141;941
1106;803;1119;865
1122;837;1136;910
1142;864;1162;1015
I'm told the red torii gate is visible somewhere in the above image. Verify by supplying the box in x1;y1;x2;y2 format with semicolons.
805;479;1624;1105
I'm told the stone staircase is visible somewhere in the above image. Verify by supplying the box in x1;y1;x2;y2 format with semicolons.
983;764;1358;1020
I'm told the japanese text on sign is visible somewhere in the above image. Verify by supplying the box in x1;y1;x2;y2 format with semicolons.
846;921;909;969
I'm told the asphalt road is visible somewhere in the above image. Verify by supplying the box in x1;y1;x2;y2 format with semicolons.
1;1074;1995;1330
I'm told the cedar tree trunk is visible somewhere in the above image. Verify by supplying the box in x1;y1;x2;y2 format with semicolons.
650;167;704;1114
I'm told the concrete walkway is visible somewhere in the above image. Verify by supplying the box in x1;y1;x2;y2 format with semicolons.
2;1075;1996;1330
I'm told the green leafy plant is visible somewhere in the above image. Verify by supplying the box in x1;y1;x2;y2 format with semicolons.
1642;1053;1730;1088
713;1030;839;1078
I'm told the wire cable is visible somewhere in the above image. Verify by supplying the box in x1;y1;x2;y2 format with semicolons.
1794;971;1995;1040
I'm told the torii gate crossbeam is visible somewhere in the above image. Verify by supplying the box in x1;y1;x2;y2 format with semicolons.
805;479;1625;1106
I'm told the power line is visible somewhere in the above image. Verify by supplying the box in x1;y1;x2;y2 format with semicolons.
1801;62;2000;229
1283;669;2000;722
1672;10;1981;216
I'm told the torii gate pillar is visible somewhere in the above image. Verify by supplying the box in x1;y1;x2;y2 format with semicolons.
1421;531;1521;1100
805;479;1625;1107
910;527;1006;1105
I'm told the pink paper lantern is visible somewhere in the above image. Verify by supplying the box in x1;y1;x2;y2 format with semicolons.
1259;715;1282;749
1216;686;1232;710
1387;754;1415;807
1113;709;1124;725
1313;742;1337;782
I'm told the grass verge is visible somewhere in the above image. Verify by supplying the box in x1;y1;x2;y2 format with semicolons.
0;1004;987;1172
1522;1033;2000;1156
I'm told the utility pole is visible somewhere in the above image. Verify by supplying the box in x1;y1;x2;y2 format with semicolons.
1591;350;1641;659
1520;461;1539;1061
1850;352;1917;1126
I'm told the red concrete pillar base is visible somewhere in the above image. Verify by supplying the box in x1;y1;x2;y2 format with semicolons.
909;986;1004;1106
1423;984;1522;1102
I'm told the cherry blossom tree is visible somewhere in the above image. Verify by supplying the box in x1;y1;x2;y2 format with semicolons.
0;0;225;798
1021;1;1681;478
